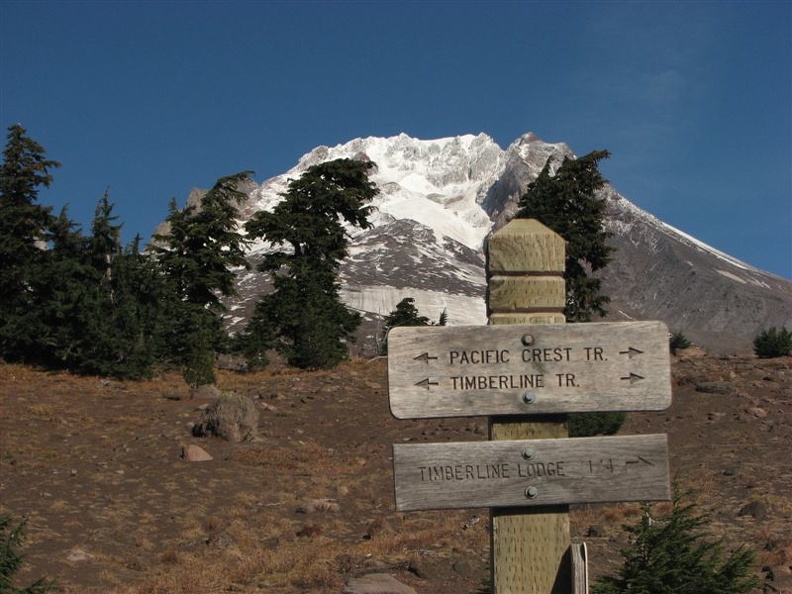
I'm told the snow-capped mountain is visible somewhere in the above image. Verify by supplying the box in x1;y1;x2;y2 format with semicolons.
216;132;791;355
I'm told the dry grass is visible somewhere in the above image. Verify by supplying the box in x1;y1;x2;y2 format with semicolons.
2;356;790;593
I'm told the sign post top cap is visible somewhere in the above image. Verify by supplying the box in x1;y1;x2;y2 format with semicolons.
487;219;565;274
492;219;561;237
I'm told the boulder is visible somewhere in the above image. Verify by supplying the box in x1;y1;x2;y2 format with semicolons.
193;392;258;442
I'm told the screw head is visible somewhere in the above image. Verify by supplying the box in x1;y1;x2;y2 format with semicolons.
522;448;535;460
525;486;539;499
521;334;534;346
522;392;535;404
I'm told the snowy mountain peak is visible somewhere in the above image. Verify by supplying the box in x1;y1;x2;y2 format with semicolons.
224;132;791;354
251;132;507;251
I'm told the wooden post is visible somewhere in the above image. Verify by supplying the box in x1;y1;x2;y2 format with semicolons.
486;219;569;593
571;543;588;594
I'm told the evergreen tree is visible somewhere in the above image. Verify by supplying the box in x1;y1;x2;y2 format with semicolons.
107;235;168;378
87;190;121;279
31;208;94;369
0;125;60;360
384;297;431;329
1;514;57;594
670;330;692;355
377;297;434;355
753;326;792;358
593;490;759;594
515;150;614;322
152;172;252;386
75;196;164;378
243;159;377;369
19;206;91;368
516;150;619;437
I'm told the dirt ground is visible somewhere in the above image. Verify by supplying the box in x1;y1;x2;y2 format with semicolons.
1;351;790;593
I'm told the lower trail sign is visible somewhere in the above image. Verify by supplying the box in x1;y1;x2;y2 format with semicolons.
393;434;670;511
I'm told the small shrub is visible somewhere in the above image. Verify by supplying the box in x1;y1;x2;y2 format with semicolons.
569;411;626;437
1;514;57;594
753;326;792;358
669;331;691;355
592;489;759;594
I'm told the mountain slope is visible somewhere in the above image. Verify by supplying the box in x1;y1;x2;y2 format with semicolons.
218;132;790;355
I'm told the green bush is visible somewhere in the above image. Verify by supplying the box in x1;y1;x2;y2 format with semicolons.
592;490;759;594
669;331;691;355
568;411;626;437
753;326;792;358
1;514;57;594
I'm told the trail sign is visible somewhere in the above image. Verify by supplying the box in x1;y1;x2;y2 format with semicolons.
393;434;670;511
388;320;671;419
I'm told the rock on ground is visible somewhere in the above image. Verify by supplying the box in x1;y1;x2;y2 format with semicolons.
193;392;258;442
181;444;213;462
343;573;417;594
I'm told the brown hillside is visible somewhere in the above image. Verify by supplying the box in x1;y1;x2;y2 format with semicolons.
1;353;790;593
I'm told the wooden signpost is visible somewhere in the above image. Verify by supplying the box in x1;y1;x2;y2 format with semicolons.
387;220;673;593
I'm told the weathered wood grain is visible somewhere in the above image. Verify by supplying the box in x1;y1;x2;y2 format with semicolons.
487;219;569;593
571;543;589;594
388;320;672;418
393;434;670;511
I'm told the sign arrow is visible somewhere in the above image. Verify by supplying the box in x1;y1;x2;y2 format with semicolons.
619;347;644;358
413;352;438;363
625;456;655;467
620;372;645;384
415;378;439;389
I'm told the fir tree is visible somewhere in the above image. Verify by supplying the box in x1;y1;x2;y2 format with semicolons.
75;196;163;378
243;159;377;369
108;235;168;378
384;297;431;329
753;326;792;358
0;125;60;360
593;490;759;594
22;206;91;368
515;150;614;322
377;297;433;355
152;172;252;386
87;190;121;279
0;514;57;594
516;150;619;436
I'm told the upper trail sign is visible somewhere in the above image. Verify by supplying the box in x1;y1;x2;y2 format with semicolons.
388;320;671;419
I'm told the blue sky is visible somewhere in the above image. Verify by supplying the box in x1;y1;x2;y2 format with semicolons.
2;1;790;279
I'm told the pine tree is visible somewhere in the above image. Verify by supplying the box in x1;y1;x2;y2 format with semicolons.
517;150;619;436
0;125;60;360
384;297;431;329
377;297;433;355
515;150;614;322
1;514;57;594
109;235;169;378
243;159;377;369
26;206;93;369
593;490;759;594
75;195;164;378
152;172;252;386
